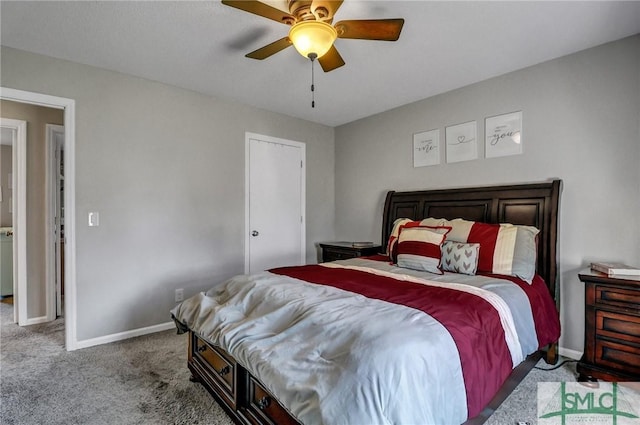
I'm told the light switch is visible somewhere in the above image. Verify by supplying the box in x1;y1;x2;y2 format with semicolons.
88;211;100;227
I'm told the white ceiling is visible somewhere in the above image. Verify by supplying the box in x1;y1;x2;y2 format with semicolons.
2;1;639;127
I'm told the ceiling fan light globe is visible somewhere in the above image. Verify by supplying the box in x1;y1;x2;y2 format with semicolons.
289;21;337;59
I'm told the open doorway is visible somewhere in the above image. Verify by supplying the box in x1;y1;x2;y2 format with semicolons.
1;102;63;325
0;87;78;351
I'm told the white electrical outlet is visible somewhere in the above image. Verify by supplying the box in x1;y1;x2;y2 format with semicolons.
175;288;184;303
88;211;100;227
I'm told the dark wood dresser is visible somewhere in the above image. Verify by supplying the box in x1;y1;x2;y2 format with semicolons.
577;268;640;382
319;241;382;263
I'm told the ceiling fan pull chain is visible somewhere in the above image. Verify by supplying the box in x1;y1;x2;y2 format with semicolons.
309;53;317;108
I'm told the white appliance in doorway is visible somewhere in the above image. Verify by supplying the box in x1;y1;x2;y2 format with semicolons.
0;229;12;297
245;132;305;275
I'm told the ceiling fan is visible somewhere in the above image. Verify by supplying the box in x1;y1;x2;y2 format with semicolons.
221;0;405;72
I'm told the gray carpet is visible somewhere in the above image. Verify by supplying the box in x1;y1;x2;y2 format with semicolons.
0;303;234;425
0;301;577;424
485;357;577;425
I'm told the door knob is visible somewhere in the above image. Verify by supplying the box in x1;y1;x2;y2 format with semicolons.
251;230;259;237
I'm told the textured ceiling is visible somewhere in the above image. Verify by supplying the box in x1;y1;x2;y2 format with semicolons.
1;1;639;127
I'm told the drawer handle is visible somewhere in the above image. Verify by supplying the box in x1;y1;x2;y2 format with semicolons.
256;396;271;410
197;345;207;353
218;365;231;377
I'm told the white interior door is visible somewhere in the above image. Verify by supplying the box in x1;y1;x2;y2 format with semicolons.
56;136;64;316
46;124;64;318
246;133;305;274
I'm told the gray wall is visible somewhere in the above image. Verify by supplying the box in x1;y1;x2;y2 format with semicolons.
334;35;640;354
1;46;335;341
1;101;64;316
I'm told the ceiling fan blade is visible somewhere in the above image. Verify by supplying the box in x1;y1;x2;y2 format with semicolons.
245;37;292;59
335;19;405;41
221;0;295;25
310;0;344;21
318;45;345;72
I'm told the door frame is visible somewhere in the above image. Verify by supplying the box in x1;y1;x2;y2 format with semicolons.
0;117;26;325
1;87;78;351
244;132;306;274
46;123;65;318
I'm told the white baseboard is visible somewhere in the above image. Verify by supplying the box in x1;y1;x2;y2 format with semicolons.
74;321;176;350
24;315;51;325
559;346;582;360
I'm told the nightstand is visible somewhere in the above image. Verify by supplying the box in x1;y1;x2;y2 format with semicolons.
577;268;640;382
319;242;382;263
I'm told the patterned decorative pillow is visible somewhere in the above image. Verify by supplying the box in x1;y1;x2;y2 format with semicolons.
396;227;448;274
444;218;540;283
441;241;480;275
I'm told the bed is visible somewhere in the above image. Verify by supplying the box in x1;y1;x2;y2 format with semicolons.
172;179;562;425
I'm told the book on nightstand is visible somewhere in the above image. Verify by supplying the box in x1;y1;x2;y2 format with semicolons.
590;261;640;276
351;241;375;248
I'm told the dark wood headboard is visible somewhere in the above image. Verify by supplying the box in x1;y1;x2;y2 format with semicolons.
381;180;562;300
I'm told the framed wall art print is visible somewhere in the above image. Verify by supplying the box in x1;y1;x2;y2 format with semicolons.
446;121;477;163
485;111;523;158
413;129;440;167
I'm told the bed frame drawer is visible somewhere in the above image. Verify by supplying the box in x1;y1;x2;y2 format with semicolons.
242;376;300;425
190;333;238;409
188;332;301;425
